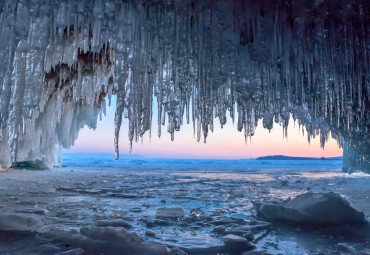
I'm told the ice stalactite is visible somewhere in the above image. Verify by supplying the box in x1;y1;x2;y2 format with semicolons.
0;0;369;171
0;0;114;169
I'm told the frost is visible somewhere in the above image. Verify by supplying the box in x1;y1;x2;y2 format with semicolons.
0;0;368;171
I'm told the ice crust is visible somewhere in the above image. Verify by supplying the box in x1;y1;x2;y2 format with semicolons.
0;0;368;171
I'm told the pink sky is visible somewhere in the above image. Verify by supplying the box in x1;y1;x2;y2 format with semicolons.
65;98;343;159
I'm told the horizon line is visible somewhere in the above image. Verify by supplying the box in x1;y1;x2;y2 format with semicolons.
63;152;343;160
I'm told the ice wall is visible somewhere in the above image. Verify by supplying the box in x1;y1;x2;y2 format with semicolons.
0;0;369;171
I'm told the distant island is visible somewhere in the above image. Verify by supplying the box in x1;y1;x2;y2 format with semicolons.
256;155;342;160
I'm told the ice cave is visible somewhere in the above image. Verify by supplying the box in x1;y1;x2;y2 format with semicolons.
0;1;370;254
0;0;369;171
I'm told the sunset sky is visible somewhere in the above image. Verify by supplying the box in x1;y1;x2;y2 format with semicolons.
65;97;343;159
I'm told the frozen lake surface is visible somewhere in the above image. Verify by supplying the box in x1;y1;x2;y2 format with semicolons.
0;154;369;255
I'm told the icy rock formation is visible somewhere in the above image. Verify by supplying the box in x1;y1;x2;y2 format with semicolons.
79;226;187;255
255;192;366;225
0;0;369;171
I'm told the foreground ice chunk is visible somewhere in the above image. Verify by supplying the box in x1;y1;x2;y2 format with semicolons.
80;226;142;243
0;213;44;232
79;226;188;255
222;234;254;248
256;192;365;225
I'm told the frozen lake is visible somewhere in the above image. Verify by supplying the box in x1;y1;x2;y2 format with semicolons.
0;154;368;255
62;153;344;172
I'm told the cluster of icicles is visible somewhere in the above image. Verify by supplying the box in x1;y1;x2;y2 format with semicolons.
0;0;368;170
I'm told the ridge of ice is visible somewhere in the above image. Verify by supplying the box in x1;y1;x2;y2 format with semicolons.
0;0;368;171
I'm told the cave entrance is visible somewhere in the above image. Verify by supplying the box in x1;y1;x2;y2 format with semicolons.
65;96;342;161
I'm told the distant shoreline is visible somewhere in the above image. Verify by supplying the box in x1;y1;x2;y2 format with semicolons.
256;155;342;160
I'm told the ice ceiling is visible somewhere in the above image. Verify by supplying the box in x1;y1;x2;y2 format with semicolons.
0;0;369;171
